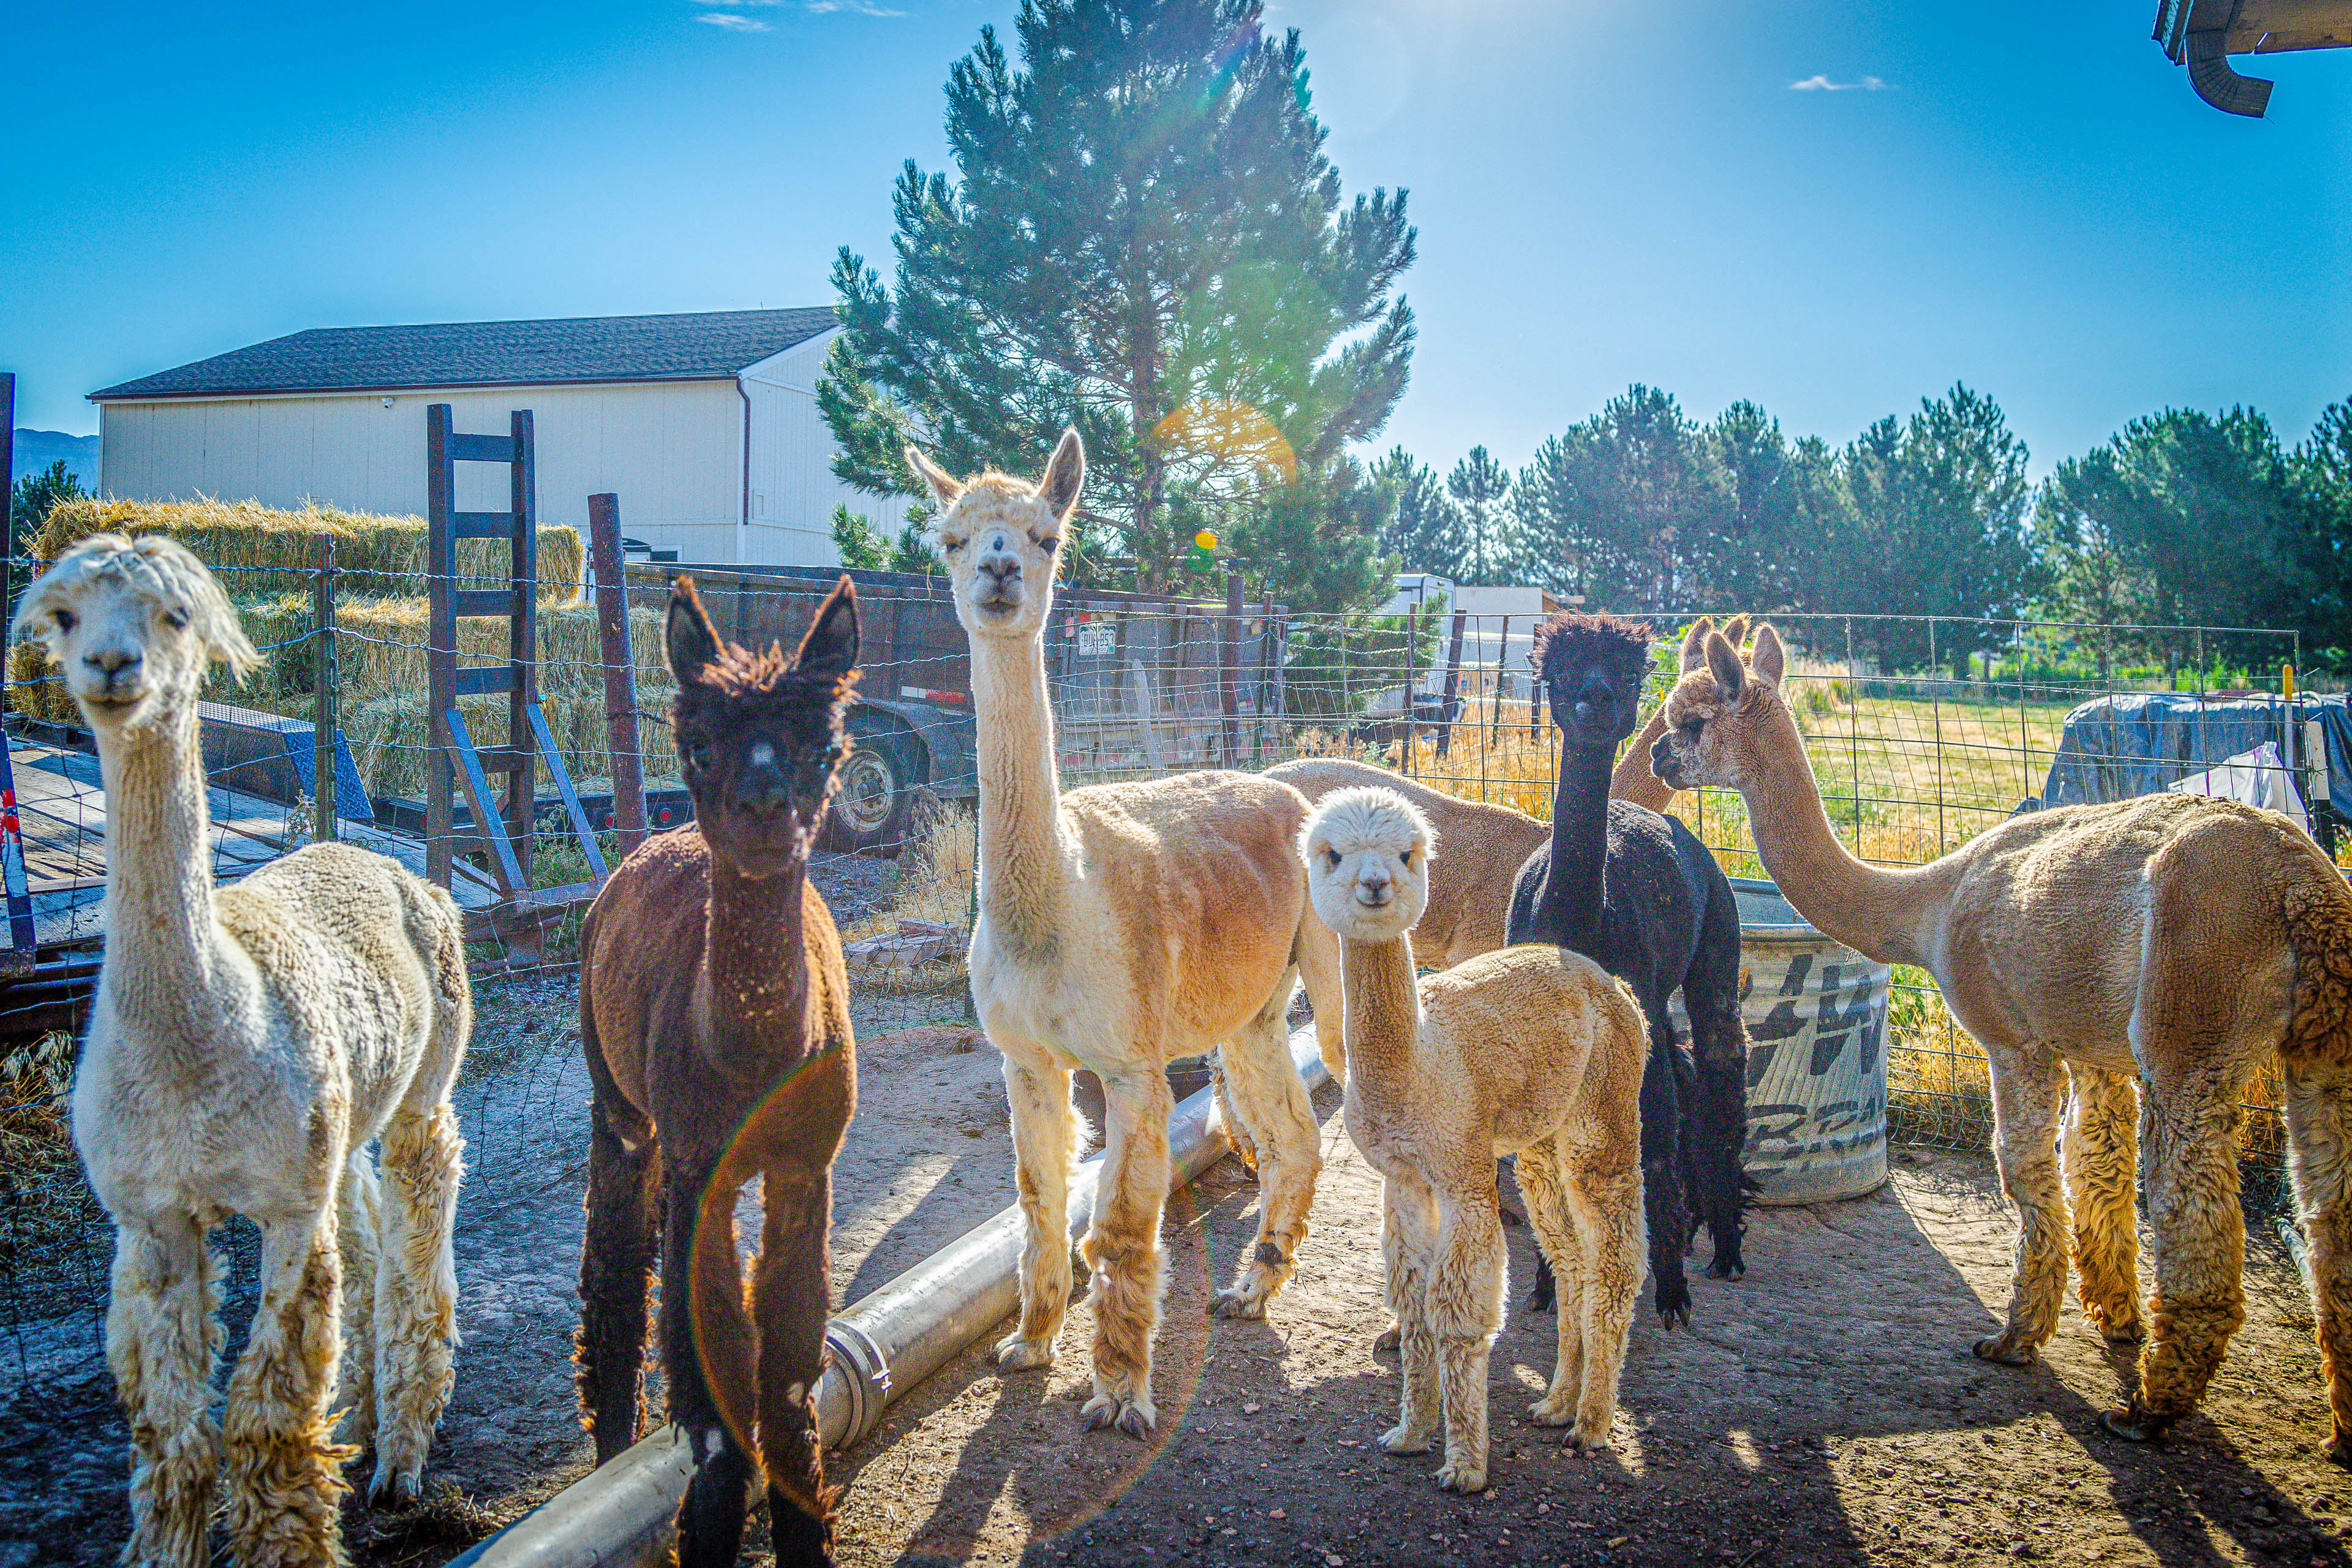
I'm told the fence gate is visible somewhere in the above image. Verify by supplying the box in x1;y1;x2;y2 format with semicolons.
424;404;605;955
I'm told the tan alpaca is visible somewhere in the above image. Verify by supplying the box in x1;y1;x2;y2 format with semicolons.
1303;786;1648;1490
1650;622;2352;1453
906;432;1335;1436
1610;614;1749;815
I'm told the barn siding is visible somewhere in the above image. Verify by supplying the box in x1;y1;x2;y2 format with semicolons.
97;381;745;560
739;331;913;568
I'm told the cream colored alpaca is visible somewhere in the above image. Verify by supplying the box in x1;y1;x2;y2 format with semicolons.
1651;621;2352;1453
14;536;470;1567
907;434;1334;1436
1303;786;1648;1490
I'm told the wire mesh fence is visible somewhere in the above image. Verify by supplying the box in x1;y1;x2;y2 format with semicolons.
0;556;2329;1405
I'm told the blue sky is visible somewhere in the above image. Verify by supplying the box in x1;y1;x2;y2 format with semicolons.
5;1;2347;481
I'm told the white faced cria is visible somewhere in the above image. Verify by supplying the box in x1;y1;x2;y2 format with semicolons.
1300;786;1436;944
906;429;1085;641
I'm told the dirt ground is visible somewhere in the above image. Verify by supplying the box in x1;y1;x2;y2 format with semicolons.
7;845;2350;1567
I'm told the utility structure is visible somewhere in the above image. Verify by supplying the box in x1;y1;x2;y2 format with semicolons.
2153;0;2352;115
424;403;606;957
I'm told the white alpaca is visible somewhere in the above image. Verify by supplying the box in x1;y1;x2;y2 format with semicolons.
1302;787;1649;1491
906;432;1339;1437
14;535;470;1568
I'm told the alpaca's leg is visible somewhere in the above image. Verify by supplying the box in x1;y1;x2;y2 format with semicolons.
368;1099;464;1505
755;1163;840;1568
662;1155;756;1568
1684;874;1753;1280
1561;1133;1647;1451
575;1058;660;1466
2064;1064;2143;1346
1294;910;1346;1090
1973;1046;2071;1366
1082;1063;1174;1436
222;1206;353;1568
1634;1011;1692;1327
1517;1139;1588;1428
2111;1060;2257;1441
1380;1175;1441;1458
108;1214;222;1568
995;1052;1076;1371
1428;1185;1507;1494
2281;1050;2352;1464
1209;974;1321;1320
337;1150;383;1458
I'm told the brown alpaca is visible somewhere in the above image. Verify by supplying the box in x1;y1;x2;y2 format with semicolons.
1610;615;1749;816
1303;787;1648;1490
575;576;861;1566
1651;621;2352;1455
907;432;1335;1438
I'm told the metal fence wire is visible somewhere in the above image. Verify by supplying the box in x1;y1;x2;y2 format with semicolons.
0;563;2324;1406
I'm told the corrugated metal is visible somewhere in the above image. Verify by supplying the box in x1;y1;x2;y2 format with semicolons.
98;382;743;543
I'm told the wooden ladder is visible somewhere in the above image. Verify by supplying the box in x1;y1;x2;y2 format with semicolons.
424;404;606;954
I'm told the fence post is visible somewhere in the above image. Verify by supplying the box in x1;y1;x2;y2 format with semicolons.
313;540;338;842
589;494;647;857
1221;567;1243;768
1928;617;1946;856
1403;603;1419;777
1434;609;1467;759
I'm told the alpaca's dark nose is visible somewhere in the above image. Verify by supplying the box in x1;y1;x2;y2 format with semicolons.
979;556;1019;587
1357;872;1392;906
731;764;789;820
85;647;141;692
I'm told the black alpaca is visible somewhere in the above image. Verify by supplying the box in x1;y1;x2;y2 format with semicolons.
1507;612;1750;1326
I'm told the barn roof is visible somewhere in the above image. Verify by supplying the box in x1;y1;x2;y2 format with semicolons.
89;307;840;401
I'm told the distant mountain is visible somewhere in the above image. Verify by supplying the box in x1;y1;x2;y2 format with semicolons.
10;430;100;491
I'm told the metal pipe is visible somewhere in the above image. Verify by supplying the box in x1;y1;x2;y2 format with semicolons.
448;1025;1332;1568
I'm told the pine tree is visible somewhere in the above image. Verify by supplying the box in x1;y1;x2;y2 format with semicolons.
818;0;1415;595
1512;385;1719;607
1368;447;1463;575
1444;445;1516;584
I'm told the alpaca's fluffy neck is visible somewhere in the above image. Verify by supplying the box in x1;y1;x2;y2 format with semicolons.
1338;924;1423;1101
1734;689;1934;967
968;629;1070;957
95;700;228;1038
1531;734;1617;946
699;851;812;1061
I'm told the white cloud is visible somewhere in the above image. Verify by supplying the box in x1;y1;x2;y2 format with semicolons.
807;0;907;12
700;0;783;6
1789;74;1888;92
698;11;771;28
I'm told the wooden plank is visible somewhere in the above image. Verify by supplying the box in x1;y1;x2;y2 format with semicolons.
508;409;539;880
427;404;457;889
448;433;516;463
453;589;517;619
444;707;527;894
527;701;606;880
448;510;516;538
454;665;518;696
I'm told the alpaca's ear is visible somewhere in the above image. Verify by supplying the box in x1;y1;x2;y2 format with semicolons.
795;575;861;682
1722;613;1751;649
1751;623;1786;685
139;536;258;679
1039;428;1085;522
1705;631;1746;700
1679;616;1716;673
665;577;723;687
905;445;965;511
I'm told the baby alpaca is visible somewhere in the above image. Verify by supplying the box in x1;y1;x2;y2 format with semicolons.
1303;787;1649;1490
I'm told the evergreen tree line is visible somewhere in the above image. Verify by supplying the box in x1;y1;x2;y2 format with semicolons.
1376;384;2352;675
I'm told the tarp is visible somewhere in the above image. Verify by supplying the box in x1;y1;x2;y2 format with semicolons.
2039;692;2351;811
2168;741;2310;835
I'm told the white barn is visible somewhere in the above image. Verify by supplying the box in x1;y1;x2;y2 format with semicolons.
89;308;911;567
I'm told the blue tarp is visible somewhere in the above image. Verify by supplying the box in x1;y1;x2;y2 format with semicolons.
2040;692;2352;809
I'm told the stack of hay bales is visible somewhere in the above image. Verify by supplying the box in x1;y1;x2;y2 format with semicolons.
9;497;677;802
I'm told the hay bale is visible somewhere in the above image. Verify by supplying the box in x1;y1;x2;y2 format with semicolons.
30;496;584;603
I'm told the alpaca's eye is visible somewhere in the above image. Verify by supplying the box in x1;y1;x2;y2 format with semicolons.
1681;717;1703;737
1324;848;1341;869
1398;850;1412;866
53;610;75;635
1036;535;1060;554
163;607;189;630
687;741;713;770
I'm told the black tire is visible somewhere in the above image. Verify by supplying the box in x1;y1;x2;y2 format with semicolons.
821;721;922;856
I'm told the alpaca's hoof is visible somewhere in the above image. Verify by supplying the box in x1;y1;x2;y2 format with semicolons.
1080;1390;1156;1438
993;1332;1055;1371
2326;1430;2352;1469
1526;1396;1575;1428
2099;1403;2171;1446
1705;1252;1746;1281
1373;1324;1401;1355
1208;1285;1270;1321
1656;1285;1692;1330
1498;1204;1526;1229
368;1467;423;1510
1524;1284;1555;1314
1381;1423;1433;1456
1971;1335;2037;1368
1435;1459;1487;1494
2100;1322;2144;1349
1569;1425;1613;1454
